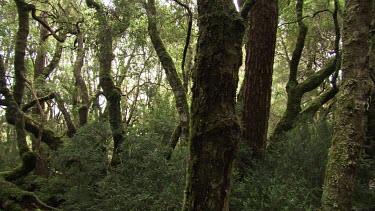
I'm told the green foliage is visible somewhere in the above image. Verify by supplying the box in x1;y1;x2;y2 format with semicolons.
352;154;375;209
36;104;185;210
231;118;332;210
96;129;187;210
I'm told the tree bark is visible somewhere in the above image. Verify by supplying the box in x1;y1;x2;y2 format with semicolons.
146;0;190;143
73;30;90;127
268;0;339;142
366;0;375;160
183;0;245;210
87;0;126;166
321;0;372;209
242;0;278;159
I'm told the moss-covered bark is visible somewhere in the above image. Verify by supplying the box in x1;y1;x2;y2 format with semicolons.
366;0;375;159
146;0;190;143
269;0;339;143
241;0;278;159
73;30;90;127
0;2;56;209
182;0;245;210
87;0;126;166
321;0;372;209
0;178;57;210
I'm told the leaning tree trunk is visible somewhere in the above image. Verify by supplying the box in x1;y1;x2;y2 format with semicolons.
146;0;190;145
321;0;372;209
182;0;245;210
241;0;278;160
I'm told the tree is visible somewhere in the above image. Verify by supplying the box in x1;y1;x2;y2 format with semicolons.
321;0;372;209
86;0;127;166
241;0;278;159
0;1;58;209
146;0;190;152
183;0;245;209
269;0;340;143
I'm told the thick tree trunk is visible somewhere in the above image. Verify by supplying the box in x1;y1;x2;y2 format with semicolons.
321;0;371;209
182;0;245;210
366;0;375;159
242;0;278;159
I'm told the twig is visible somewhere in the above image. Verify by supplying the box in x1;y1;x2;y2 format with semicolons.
279;9;331;27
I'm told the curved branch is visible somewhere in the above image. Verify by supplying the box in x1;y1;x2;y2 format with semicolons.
172;0;192;91
241;0;257;19
279;9;331;26
30;5;65;42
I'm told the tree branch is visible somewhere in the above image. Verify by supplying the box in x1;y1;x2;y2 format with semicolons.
240;0;257;19
279;9;331;26
22;93;55;112
300;87;338;116
29;5;65;42
172;0;192;91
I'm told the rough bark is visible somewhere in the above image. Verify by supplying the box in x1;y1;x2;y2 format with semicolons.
182;0;245;210
242;0;278;159
366;0;375;159
146;0;190;143
321;0;372;209
87;0;126;166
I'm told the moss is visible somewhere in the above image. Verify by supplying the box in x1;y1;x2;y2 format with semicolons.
2;200;23;211
4;151;36;181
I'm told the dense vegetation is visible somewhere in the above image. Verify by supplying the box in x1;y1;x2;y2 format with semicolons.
0;0;374;210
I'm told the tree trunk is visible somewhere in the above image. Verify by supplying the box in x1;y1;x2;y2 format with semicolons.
73;30;90;127
146;0;190;143
182;0;245;210
321;0;372;209
87;0;126;166
242;0;278;159
268;0;339;143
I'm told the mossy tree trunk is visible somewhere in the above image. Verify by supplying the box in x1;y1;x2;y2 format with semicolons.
6;0;36;181
86;0;126;166
0;1;55;209
268;0;339;143
365;0;375;169
182;0;245;210
146;0;190;144
73;29;90;127
321;0;372;209
241;0;278;160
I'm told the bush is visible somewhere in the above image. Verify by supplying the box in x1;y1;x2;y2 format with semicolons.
231;119;332;210
42;117;187;210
